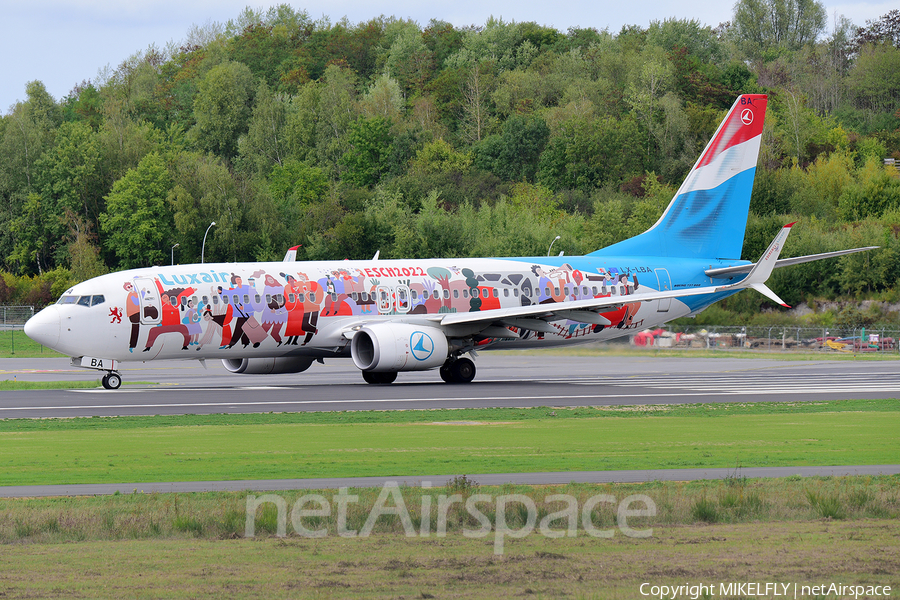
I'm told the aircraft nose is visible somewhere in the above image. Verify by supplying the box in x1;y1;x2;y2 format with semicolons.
24;306;61;349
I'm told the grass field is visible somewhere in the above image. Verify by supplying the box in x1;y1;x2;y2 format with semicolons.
1;388;898;596
0;399;898;486
0;328;63;358
0;477;897;598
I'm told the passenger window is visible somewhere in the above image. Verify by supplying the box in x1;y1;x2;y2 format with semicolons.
266;294;272;303
443;289;450;299
610;287;616;296
298;293;305;302
212;296;219;305
288;294;295;303
411;290;418;301
309;293;316;302
482;288;489;298
503;289;509;297
255;294;261;303
544;287;551;297
243;294;250;304
453;290;459;299
513;289;519;297
223;295;230;304
91;295;105;306
330;293;337;302
462;289;468;298
620;286;626;295
361;292;369;302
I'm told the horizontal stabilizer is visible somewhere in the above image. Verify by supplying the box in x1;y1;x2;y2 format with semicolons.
748;283;789;308
706;246;880;278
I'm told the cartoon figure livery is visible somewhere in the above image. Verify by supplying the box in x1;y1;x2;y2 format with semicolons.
25;95;876;388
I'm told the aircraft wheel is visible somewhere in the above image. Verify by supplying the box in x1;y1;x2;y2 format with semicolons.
378;371;398;384
450;357;476;383
362;371;397;384
439;363;453;383
102;372;122;390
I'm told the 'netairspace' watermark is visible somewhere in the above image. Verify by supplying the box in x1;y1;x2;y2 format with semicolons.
245;482;656;555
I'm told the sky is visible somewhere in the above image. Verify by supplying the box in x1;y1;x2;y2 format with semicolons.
2;0;896;114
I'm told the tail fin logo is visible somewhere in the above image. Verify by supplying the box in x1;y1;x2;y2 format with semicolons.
740;109;754;125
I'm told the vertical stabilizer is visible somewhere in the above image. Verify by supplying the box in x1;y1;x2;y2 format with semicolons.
590;94;768;260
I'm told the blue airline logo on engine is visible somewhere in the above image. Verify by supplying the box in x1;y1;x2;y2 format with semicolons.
410;331;435;361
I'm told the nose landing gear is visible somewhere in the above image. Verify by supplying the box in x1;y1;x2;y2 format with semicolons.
101;372;122;390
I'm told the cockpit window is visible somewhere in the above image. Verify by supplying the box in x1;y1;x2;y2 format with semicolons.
76;296;92;307
58;296;78;305
91;295;105;306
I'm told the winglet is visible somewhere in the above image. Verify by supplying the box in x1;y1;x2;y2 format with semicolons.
283;245;301;262
717;223;794;307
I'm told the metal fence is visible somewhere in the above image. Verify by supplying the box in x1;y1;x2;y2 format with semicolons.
0;306;36;355
0;306;34;328
633;325;900;354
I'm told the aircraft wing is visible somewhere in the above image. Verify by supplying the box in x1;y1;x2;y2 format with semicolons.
438;223;800;332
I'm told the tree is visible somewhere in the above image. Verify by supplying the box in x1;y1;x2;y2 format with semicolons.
191;61;255;158
732;0;827;59
852;9;900;50
385;25;435;96
359;74;404;122
537;115;644;191
237;82;290;176
100;152;175;268
473;114;549;182
341;116;394;187
626;46;675;163
37;121;104;234
460;62;495;144
847;43;900;114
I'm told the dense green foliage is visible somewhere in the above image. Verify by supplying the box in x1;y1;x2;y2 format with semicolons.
2;5;900;322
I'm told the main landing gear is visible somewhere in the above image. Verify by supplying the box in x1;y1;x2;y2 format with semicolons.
362;371;398;384
101;371;122;390
360;356;477;385
440;357;476;384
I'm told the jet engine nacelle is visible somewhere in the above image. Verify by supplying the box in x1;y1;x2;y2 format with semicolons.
351;323;448;372
222;356;315;375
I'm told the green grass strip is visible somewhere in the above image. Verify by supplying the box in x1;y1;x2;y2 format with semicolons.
0;400;897;486
0;380;100;390
0;398;895;432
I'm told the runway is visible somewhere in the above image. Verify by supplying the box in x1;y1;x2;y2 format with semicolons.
3;465;900;498
2;353;898;497
1;353;899;418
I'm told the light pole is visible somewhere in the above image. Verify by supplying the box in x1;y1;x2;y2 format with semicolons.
547;235;561;257
201;222;216;264
170;243;179;266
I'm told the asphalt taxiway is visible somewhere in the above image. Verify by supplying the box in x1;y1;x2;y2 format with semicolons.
1;353;899;418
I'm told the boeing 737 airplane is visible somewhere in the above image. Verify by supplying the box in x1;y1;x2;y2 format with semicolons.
25;94;875;388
